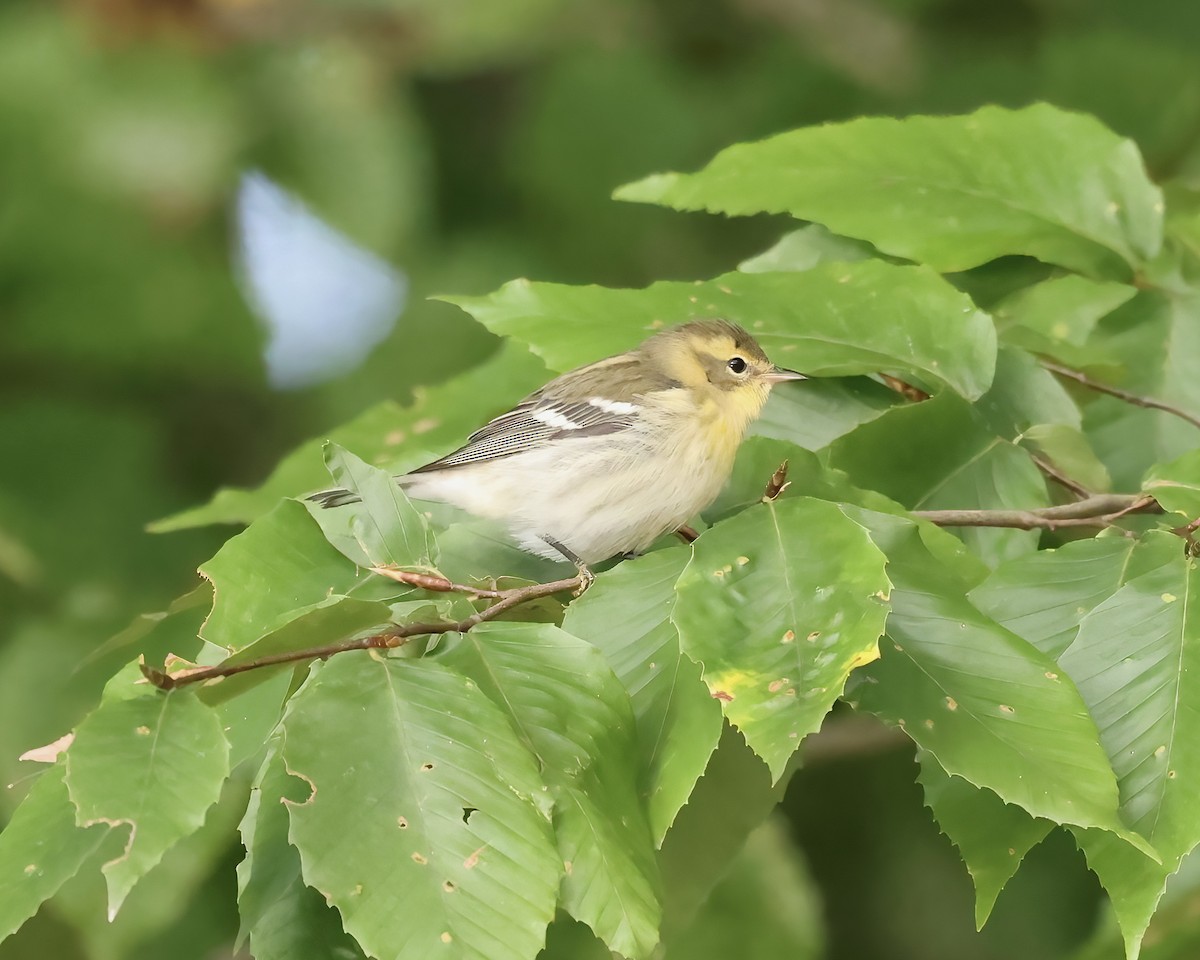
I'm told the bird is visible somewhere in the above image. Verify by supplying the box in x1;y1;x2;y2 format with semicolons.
310;319;806;585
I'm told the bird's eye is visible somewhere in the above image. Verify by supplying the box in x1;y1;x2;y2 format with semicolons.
727;357;748;374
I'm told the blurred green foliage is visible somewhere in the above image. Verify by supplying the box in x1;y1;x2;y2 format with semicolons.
4;0;1200;958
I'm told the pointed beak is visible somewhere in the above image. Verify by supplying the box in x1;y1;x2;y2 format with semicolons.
762;367;808;384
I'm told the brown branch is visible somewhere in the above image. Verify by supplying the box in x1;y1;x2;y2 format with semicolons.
914;493;1161;531
370;566;505;598
1042;360;1200;431
141;573;584;691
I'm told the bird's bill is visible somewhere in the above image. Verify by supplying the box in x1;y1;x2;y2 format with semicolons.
763;367;808;383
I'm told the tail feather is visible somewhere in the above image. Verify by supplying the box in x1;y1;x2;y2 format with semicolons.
307;488;362;508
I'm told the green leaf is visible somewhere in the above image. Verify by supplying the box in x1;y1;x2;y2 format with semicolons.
970;538;1140;659
656;724;793;940
969;535;1178;660
445;262;997;400
992;275;1136;366
437;623;661;958
1085;293;1200;490
846;512;1144;845
151;343;549;531
1019;424;1112;493
738;224;880;273
662;817;823;960
310;443;436;569
0;764;116;941
1060;543;1200;958
281;654;560;960
237;744;367;960
751;376;901;452
674;497;890;779
562;548;723;843
1145;448;1200;520
916;752;1053;928
64;687;230;917
197;596;394;705
199;499;363;653
831;392;1048;567
616;103;1163;278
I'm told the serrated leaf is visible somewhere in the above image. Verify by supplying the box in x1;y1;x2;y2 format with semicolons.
64;688;230;917
616;104;1163;278
437;623;661;959
199;499;363;652
562;548;722;844
310;444;436;569
444;262;997;400
151;343;549;531
0;763;117;940
281;654;560;960
674;497;890;780
238;744;366;960
1145;448;1200;520
846;511;1144;846
1060;543;1200;959
916;751;1052;928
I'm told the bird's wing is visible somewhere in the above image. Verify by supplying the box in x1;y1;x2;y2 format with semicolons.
409;357;648;473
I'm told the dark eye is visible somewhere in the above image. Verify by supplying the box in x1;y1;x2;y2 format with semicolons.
727;357;748;374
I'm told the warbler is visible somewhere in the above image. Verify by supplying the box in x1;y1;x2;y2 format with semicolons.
312;319;806;579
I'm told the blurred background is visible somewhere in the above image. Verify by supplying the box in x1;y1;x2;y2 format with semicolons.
3;0;1199;957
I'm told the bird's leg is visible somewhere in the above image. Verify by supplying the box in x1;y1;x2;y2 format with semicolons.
541;536;595;595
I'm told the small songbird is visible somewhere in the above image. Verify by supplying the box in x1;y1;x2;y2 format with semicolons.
311;319;806;582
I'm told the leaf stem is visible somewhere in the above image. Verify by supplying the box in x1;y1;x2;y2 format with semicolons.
1042;360;1200;431
141;574;584;691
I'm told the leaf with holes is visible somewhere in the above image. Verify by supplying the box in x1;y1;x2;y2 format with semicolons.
281;654;560;960
616;103;1162;278
673;497;890;780
438;623;661;958
562;547;722;843
63;686;230;917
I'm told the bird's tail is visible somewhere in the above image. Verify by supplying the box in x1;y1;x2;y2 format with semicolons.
307;488;361;508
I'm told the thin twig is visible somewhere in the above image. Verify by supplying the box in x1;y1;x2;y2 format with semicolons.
370;566;505;599
676;525;699;544
1029;454;1092;500
914;494;1160;531
1042;360;1200;431
141;574;584;691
